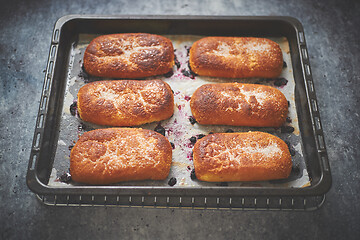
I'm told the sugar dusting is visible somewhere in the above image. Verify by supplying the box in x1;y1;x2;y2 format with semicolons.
240;142;281;156
98;37;163;62
206;139;281;164
98;88;119;102
221;85;273;110
212;40;272;58
92;81;163;112
78;132;160;172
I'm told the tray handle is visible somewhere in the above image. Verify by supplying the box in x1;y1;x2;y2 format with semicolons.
297;28;332;189
36;194;326;211
27;36;59;191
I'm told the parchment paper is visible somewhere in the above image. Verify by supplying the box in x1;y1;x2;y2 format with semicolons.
49;34;310;189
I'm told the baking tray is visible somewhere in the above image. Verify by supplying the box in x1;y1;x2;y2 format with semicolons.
26;15;331;210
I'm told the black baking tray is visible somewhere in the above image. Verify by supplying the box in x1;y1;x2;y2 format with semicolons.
26;15;331;209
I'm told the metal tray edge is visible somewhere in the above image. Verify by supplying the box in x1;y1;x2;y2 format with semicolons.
27;15;332;203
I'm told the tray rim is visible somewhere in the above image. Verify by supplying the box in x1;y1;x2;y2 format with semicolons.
26;14;332;200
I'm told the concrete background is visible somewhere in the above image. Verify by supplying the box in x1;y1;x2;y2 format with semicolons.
0;0;359;239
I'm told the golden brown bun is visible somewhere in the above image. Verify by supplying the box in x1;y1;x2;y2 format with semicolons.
190;83;288;127
189;37;283;78
77;79;174;126
193;132;292;182
83;33;174;78
70;128;172;184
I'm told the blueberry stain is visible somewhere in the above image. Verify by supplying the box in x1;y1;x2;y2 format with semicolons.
168;177;177;186
174;55;181;69
154;125;166;136
281;126;295;133
197;134;205;139
59;172;72;183
70;102;77;116
190;169;196;180
189;116;197;125
274;78;288;87
185;46;191;56
181;69;196;79
190;136;197;144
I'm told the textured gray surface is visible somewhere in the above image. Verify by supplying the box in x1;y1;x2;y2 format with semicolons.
0;0;359;239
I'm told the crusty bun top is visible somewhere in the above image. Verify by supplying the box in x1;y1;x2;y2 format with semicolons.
190;83;288;127
193;131;292;182
84;33;174;78
189;37;283;78
70;128;172;184
77;79;174;126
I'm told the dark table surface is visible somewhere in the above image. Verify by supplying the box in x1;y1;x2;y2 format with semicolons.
1;0;359;239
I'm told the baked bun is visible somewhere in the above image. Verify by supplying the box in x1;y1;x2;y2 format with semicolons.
189;37;283;78
193;131;292;182
70;128;172;184
83;33;174;78
77;79;174;126
190;83;288;127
